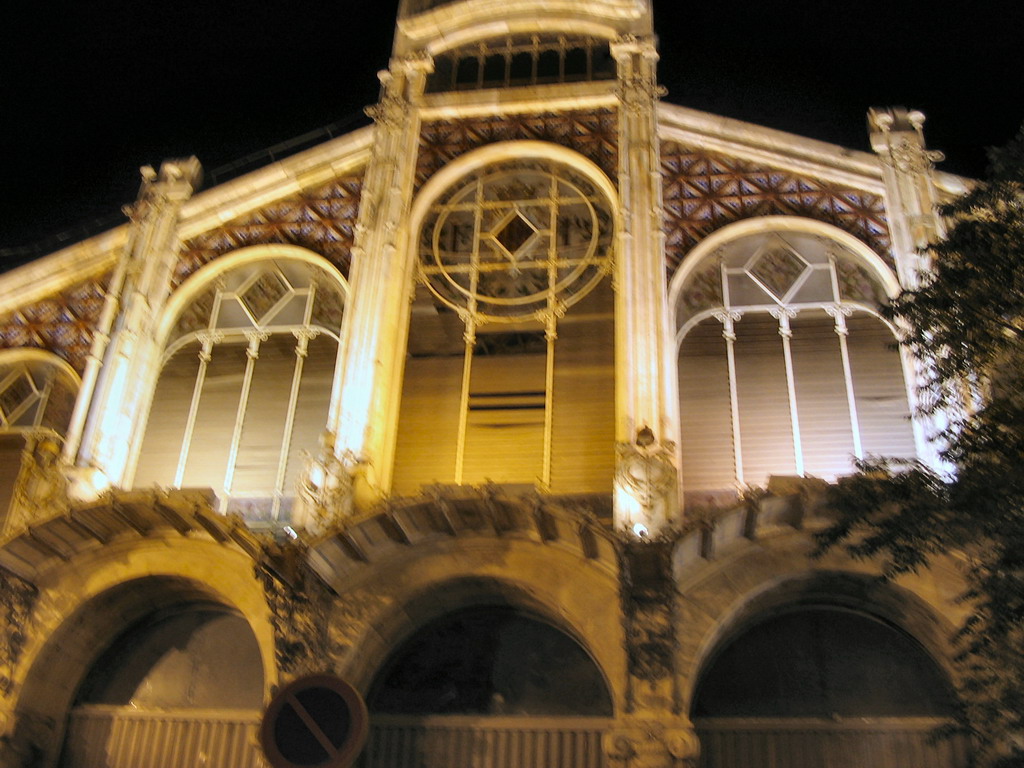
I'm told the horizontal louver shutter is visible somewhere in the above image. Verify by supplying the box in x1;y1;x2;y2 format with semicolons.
847;313;916;458
391;355;463;495
462;353;546;485
734;313;797;487
678;318;736;495
134;345;206;489
790;311;857;481
550;281;615;493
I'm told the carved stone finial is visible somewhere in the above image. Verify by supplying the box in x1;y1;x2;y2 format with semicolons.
294;431;356;533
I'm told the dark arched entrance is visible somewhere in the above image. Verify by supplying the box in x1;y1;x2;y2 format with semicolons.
361;606;613;767
692;606;970;768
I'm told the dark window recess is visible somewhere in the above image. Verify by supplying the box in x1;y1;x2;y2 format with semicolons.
536;50;561;83
456;57;479;87
473;330;547;356
469;391;546;412
426;36;615;93
483;54;506;86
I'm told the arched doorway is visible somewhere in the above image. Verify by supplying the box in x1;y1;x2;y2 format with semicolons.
360;605;613;767
692;606;970;768
61;602;266;768
9;573;268;768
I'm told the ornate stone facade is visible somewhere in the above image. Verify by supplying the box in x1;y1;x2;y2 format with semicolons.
0;0;971;766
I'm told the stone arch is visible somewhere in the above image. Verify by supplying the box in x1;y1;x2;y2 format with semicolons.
318;526;624;711
672;532;967;712
363;577;615;716
4;537;275;768
675;543;971;767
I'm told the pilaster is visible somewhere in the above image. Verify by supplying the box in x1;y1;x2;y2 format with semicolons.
610;35;680;533
868;107;946;288
334;54;433;511
71;158;202;495
868;108;948;469
607;537;700;768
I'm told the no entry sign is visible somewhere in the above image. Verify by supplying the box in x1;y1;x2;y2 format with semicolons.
260;674;369;768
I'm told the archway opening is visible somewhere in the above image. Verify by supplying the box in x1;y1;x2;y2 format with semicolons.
60;599;265;768
692;606;968;768
368;605;612;716
361;605;612;768
8;574;267;768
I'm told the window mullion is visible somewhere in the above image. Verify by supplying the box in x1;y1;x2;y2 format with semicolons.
221;331;265;508
828;305;864;460
174;333;217;488
772;308;805;476
715;310;745;489
454;180;485;485
274;330;312;518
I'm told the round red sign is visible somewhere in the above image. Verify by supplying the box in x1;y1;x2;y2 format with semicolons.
260;674;369;768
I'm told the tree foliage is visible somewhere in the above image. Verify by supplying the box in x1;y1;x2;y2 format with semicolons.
815;125;1024;767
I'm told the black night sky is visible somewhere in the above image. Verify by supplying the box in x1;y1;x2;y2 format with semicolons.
1;0;1020;268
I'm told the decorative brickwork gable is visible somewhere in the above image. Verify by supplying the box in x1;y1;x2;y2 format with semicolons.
662;142;893;274
177;177;363;287
417;109;618;189
0;276;109;373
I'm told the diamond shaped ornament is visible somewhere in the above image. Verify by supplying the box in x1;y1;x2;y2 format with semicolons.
0;371;36;422
494;211;537;256
240;270;290;323
748;243;809;300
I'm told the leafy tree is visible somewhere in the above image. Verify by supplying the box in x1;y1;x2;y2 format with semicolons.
815;125;1024;767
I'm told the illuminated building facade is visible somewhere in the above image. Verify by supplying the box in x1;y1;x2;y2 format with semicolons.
0;1;976;766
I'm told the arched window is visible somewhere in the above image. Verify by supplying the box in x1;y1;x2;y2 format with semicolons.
0;351;78;436
426;35;615;93
133;257;345;523
392;154;616;495
674;226;916;502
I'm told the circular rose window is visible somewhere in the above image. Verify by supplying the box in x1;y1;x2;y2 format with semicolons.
418;159;614;323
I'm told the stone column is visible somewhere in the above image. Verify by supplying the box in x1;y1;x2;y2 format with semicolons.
331;54;432;512
610;36;680;534
868;107;946;289
606;537;701;768
868;108;948;469
70;158;202;496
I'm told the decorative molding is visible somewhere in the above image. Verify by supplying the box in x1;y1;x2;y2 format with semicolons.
605;721;700;768
256;547;335;681
178;177;363;287
8;433;70;533
661;142;893;275
0;568;38;697
417;109;618;189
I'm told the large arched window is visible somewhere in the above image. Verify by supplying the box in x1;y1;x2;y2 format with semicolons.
392;150;616;495
0;351;78;436
674;223;916;501
133;256;346;523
